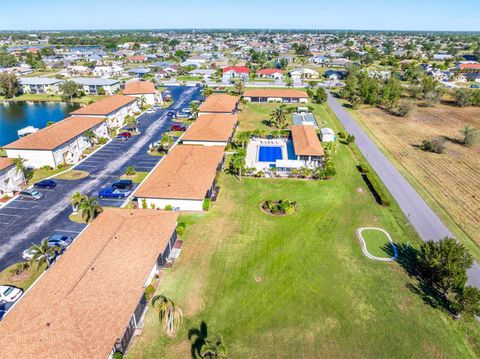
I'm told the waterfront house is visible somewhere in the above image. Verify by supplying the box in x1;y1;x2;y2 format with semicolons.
4;116;109;169
134;145;225;211
0;208;179;358
20;77;64;95
70;94;139;128
0;158;24;197
72;77;121;95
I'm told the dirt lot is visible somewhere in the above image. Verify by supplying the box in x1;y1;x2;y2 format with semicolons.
354;103;480;247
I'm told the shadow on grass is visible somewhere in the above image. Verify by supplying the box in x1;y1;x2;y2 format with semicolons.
188;321;208;359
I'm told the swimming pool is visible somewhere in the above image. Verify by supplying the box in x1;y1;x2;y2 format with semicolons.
258;146;283;162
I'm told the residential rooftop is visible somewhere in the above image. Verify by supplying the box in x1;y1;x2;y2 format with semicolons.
19;77;63;85
198;94;239;113
182;114;237;143
0;208;179;359
3;116;106;150
0;157;14;171
70;94;137;116
243;89;308;99
123;80;156;95
134;145;225;200
291;125;324;157
72;77;120;86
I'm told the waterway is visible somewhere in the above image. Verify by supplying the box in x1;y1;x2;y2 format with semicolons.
0;101;80;146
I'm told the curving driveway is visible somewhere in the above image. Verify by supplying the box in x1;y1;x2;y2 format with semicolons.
326;91;480;288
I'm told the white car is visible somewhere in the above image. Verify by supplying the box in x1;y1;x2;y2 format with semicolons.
22;248;36;261
0;286;23;303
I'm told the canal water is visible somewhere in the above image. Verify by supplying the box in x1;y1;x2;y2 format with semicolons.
0;102;80;146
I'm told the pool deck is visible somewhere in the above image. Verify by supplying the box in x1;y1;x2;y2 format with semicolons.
246;138;290;171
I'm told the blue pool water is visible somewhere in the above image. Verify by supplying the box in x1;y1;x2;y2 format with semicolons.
258;146;283;162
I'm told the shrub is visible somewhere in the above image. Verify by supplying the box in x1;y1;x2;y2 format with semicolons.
144;285;155;301
42;165;53;171
346;134;355;146
57;162;68;169
125;166;136;176
396;100;413;117
203;198;211;211
337;130;347;140
420;137;446;154
460;125;480;147
164;204;173;211
141;198;147;209
150;203;156;209
176;222;187;236
97;137;108;145
9;262;30;276
262;200;297;215
112;352;124;359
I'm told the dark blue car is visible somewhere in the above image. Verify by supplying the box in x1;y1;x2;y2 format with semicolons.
98;187;131;199
34;179;57;189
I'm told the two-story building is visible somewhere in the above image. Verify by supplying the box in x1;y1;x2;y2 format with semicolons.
0;158;24;197
20;77;63;95
72;77;121;95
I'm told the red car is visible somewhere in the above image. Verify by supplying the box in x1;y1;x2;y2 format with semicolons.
170;124;187;132
118;131;132;138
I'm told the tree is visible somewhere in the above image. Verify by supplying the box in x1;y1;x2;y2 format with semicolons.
83;129;96;147
78;196;103;223
0;72;20;98
452;286;480;318
139;95;147;109
346;134;355;146
235;131;251;148
270;105;288;129
69;191;87;213
285;77;294;87
230;150;246;180
189;102;199;119
125;115;138;129
419;137;446;154
12;156;27;184
200;335;227;358
396;100;413;117
159;133;174;152
312;87;327;104
28;238;60;269
201;86;213;99
233;81;245;95
460;125;480;147
0;51;18;67
417;238;473;299
59;80;82;100
152;294;183;336
381;78;402;109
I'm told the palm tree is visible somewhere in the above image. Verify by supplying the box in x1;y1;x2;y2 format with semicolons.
12;156;27;184
233;81;245;95
285;77;294;87
270;105;288;129
189;102;200;119
69;191;87;213
236;131;251;148
78;196;103;223
230;150;246;181
83;129;96;147
139;95;147;109
200;335;227;358
29;238;60;269
125;115;138;128
201;86;213;99
152;294;183;336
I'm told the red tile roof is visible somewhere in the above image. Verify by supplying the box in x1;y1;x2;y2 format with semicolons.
182;114;238;142
0;208;179;359
291;125;324;157
222;66;249;74
0;157;14;171
243;89;308;99
123;80;156;95
257;68;285;75
4;116;106;150
459;63;480;69
127;55;146;61
70;94;137;116
199;94;239;113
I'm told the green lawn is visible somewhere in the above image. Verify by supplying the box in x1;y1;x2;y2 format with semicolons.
28;165;73;185
127;103;480;358
360;228;393;259
55;170;90;180
1;94;107;104
0;262;46;291
120;171;149;184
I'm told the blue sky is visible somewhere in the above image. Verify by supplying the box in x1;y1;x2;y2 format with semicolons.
1;0;479;31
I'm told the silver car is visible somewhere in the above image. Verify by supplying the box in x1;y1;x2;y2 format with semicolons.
19;189;44;200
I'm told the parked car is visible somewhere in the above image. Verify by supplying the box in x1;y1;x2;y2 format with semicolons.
176;112;189;119
115;135;129;141
195;83;202;87
167;111;176;117
98;187;131;199
170;124;187;131
112;179;134;190
22;247;56;261
0;286;23;303
19;189;44;201
118;132;132;138
34;179;57;189
471;84;480;89
47;235;73;249
181;108;192;114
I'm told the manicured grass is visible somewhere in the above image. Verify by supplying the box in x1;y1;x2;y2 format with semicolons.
0;262;46;291
28;165;73;185
120;171;149;184
1;94;107;104
55;170;89;180
127;107;480;358
360;228;392;259
68;212;87;224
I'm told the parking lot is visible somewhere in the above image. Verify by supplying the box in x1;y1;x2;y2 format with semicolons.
0;86;201;272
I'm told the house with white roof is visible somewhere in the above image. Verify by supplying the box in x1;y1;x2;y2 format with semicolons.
72;77;121;95
20;77;64;95
92;65;124;78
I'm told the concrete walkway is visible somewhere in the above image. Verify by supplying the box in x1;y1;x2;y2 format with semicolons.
326;91;480;288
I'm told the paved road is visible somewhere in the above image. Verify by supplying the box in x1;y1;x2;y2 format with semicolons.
0;86;201;272
326;91;480;288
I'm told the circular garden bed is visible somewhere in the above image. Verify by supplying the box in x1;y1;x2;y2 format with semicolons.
261;200;298;216
356;227;398;261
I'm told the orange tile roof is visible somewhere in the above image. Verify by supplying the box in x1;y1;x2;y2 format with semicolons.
0;208;179;359
134;145;225;200
198;94;239;113
123;80;156;95
243;89;308;99
70;94;137;116
4;116;106;150
182;114;237;142
0;157;14;171
459;63;480;69
291;125;324;157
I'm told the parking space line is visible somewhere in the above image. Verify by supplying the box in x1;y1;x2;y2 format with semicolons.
99;198;125;202
15;200;39;204
53;229;82;234
3;206;30;210
76;164;97;168
0;213;20;217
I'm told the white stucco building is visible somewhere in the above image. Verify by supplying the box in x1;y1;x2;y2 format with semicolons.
123;80;160;105
72;77;121;95
0;158;24;196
